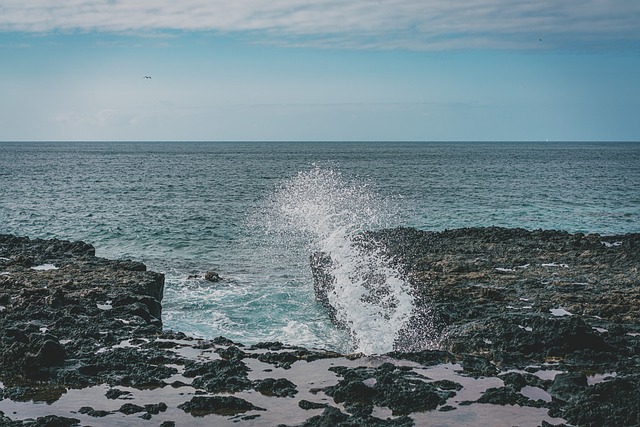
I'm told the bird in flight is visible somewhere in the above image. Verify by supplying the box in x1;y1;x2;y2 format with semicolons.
144;76;152;79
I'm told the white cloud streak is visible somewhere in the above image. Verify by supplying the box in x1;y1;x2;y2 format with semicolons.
1;0;639;50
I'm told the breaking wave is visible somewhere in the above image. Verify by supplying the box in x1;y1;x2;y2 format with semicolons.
266;166;416;354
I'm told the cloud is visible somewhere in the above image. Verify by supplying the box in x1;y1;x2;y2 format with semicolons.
54;108;130;128
1;0;639;50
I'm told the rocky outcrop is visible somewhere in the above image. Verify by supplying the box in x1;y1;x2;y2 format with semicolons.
0;234;165;387
311;226;640;426
1;229;639;426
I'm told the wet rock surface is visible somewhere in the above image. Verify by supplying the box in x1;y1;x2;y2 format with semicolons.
1;229;639;426
312;226;640;426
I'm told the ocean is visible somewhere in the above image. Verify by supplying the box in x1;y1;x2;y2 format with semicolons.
1;141;639;354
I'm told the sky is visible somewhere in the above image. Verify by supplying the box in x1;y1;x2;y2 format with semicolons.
1;1;639;142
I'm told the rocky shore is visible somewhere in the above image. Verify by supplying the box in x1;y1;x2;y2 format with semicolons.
313;227;640;426
1;228;639;426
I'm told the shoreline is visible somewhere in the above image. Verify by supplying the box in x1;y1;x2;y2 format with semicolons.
1;228;639;426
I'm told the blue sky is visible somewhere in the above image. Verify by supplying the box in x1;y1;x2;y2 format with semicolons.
1;1;639;141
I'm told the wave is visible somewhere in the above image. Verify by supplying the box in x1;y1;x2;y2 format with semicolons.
267;166;418;354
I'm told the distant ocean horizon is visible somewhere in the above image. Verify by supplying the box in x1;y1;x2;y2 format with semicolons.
1;141;639;353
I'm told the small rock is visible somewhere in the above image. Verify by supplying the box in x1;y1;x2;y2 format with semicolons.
178;396;265;416
144;402;168;414
78;406;111;417
461;355;497;377
298;400;329;410
31;415;80;426
204;271;221;282
253;378;298;397
300;407;348;425
549;372;588;402
119;403;145;415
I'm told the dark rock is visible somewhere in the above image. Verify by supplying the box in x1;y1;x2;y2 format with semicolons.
185;359;252;393
111;295;162;323
144;402;168;414
1;230;639;427
292;406;415;427
548;372;588;402
38;340;65;367
204;271;221;282
0;384;67;404
4;328;29;343
327;379;376;405
254;351;298;369
216;345;247;360
0;234;169;393
310;253;339;326
183;359;249;378
297;406;348;426
31;415;81;426
298;400;329;410
78;406;111;417
312;226;640;354
477;387;530;406
325;363;453;416
499;372;549;391
253;377;298;397
250;341;291;351
388;349;454;366
343;402;373;416
559;374;640;427
115;260;147;272
212;336;240;346
461;354;498;377
118;403;145;414
239;414;262;421
178;396;265;416
72;346;176;388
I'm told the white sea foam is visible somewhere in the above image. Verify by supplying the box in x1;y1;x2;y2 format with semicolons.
163;270;351;352
601;241;623;248
542;262;569;268
280;321;321;346
31;264;59;271
550;307;573;317
97;301;113;310
268;166;418;355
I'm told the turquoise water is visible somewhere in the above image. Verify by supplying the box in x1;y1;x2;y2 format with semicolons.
1;142;639;352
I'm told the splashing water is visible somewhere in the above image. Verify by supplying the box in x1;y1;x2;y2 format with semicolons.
268;166;416;354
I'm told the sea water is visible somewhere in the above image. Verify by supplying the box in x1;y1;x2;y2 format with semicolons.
1;141;639;353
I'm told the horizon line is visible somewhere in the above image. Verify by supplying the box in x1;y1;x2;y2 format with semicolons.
1;140;639;144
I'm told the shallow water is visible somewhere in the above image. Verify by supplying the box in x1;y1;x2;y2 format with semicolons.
0;338;569;427
1;141;639;353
